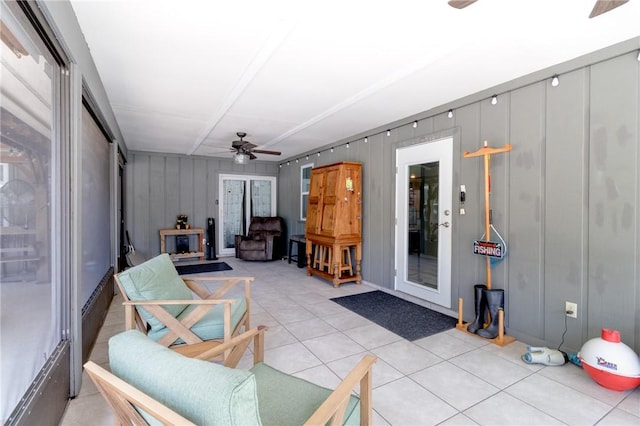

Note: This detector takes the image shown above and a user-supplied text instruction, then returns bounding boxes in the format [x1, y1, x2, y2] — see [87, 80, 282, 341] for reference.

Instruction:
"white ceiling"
[69, 0, 640, 162]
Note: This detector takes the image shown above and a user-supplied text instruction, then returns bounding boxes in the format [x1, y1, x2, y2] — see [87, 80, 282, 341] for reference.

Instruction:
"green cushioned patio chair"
[84, 327, 376, 426]
[114, 253, 253, 361]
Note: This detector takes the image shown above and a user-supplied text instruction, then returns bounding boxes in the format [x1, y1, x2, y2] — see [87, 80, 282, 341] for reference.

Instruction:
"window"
[300, 163, 313, 220]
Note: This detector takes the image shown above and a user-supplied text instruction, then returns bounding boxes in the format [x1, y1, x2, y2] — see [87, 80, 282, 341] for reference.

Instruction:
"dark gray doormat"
[330, 290, 457, 341]
[175, 262, 232, 275]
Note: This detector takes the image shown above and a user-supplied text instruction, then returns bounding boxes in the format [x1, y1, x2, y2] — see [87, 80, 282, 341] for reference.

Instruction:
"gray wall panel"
[178, 157, 195, 221]
[131, 155, 150, 252]
[544, 68, 588, 350]
[164, 157, 180, 228]
[588, 54, 639, 348]
[456, 103, 485, 314]
[148, 156, 166, 255]
[193, 158, 208, 231]
[508, 83, 545, 335]
[365, 134, 384, 285]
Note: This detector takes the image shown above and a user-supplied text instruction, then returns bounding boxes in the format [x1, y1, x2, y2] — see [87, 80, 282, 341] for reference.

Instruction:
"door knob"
[439, 222, 450, 228]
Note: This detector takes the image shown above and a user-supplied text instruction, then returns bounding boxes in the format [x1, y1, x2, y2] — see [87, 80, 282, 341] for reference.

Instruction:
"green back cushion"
[109, 330, 262, 425]
[117, 253, 192, 331]
[250, 362, 360, 426]
[147, 297, 247, 343]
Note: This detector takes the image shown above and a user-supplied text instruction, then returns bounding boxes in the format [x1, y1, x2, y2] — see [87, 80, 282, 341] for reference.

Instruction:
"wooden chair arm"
[84, 361, 196, 426]
[183, 277, 253, 300]
[193, 325, 268, 366]
[304, 354, 377, 426]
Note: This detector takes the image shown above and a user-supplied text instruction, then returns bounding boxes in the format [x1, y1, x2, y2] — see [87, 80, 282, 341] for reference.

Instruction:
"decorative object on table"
[579, 328, 640, 391]
[176, 214, 190, 229]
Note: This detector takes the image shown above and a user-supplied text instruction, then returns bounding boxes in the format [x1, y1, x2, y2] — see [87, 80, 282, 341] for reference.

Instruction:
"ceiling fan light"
[234, 152, 250, 164]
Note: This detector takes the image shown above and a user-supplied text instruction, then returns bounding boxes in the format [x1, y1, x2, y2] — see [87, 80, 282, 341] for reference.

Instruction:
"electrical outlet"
[565, 301, 577, 319]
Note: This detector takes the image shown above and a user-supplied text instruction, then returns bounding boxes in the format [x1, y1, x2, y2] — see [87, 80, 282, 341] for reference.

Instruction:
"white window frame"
[300, 163, 313, 221]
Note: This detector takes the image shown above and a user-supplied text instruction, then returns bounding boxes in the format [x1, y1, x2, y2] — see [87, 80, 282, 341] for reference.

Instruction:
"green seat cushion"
[250, 362, 360, 426]
[117, 253, 192, 332]
[109, 329, 262, 426]
[147, 297, 247, 344]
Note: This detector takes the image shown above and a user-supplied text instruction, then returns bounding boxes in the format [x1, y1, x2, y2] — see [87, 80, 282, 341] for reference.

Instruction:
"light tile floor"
[61, 257, 640, 425]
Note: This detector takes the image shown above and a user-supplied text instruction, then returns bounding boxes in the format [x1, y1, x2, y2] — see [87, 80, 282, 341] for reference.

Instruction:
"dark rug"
[175, 262, 232, 275]
[330, 290, 457, 341]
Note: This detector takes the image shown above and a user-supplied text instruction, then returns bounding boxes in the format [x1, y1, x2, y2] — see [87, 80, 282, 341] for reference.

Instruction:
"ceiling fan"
[231, 132, 281, 164]
[447, 0, 629, 18]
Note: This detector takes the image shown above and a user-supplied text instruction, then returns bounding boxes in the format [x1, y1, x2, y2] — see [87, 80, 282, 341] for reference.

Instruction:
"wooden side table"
[159, 228, 204, 261]
[288, 234, 306, 268]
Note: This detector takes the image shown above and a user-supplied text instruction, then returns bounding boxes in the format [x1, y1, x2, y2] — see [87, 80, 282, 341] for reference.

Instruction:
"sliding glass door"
[218, 174, 276, 256]
[1, 2, 68, 422]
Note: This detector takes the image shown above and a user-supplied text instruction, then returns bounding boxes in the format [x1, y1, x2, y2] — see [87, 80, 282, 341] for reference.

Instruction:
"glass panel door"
[221, 179, 246, 253]
[407, 162, 440, 288]
[218, 175, 276, 256]
[395, 138, 453, 308]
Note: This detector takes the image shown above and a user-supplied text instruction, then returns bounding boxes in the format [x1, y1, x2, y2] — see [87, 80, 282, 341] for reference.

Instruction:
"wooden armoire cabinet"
[305, 162, 362, 287]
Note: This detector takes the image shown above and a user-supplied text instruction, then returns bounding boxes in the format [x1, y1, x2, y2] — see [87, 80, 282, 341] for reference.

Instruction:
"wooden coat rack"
[462, 141, 511, 289]
[456, 140, 514, 346]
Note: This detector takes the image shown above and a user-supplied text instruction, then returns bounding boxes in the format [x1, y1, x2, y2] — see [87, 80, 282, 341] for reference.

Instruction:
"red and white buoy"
[579, 328, 640, 391]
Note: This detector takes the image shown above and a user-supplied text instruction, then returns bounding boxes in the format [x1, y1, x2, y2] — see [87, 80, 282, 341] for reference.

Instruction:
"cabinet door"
[318, 167, 340, 236]
[305, 169, 325, 234]
[335, 164, 361, 237]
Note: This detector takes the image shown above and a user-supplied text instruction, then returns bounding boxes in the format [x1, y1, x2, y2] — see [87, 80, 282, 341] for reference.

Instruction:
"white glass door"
[218, 174, 276, 256]
[395, 138, 453, 307]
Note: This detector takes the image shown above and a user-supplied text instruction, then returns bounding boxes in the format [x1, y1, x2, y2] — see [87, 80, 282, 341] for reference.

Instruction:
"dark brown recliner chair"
[235, 217, 286, 261]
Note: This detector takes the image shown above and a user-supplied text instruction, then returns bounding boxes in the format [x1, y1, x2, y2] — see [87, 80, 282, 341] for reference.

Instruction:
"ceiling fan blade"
[251, 149, 281, 156]
[248, 152, 257, 160]
[241, 141, 257, 150]
[589, 0, 629, 18]
[448, 0, 478, 9]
